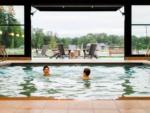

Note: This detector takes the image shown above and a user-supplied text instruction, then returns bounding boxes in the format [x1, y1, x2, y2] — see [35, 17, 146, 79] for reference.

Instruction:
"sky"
[6, 5, 150, 38]
[6, 6, 24, 24]
[132, 6, 150, 37]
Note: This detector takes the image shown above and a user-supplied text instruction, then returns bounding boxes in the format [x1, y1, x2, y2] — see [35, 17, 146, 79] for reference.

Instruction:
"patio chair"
[35, 45, 49, 57]
[83, 44, 97, 59]
[41, 45, 49, 56]
[50, 44, 69, 59]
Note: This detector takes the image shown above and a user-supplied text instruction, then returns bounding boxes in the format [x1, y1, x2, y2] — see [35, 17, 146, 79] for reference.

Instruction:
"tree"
[32, 28, 44, 49]
[0, 6, 7, 45]
[0, 6, 24, 49]
[49, 33, 57, 49]
[31, 29, 125, 50]
[0, 6, 7, 25]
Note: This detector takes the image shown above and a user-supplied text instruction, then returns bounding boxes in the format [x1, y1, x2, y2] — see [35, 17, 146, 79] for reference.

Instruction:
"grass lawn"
[6, 48, 24, 55]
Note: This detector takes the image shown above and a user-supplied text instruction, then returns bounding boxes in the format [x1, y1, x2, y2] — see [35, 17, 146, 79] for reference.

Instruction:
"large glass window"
[132, 5, 150, 55]
[31, 6, 124, 59]
[0, 6, 24, 55]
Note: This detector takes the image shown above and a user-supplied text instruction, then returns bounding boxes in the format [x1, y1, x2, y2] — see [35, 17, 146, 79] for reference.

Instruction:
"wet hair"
[43, 65, 49, 71]
[83, 68, 91, 76]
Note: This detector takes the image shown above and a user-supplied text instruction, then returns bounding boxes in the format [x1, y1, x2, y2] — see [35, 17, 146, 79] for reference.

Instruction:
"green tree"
[32, 28, 44, 49]
[49, 33, 57, 49]
[0, 6, 24, 49]
[0, 6, 7, 45]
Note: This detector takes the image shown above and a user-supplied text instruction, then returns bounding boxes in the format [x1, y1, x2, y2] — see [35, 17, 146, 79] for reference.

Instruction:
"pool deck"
[1, 58, 150, 65]
[0, 99, 150, 113]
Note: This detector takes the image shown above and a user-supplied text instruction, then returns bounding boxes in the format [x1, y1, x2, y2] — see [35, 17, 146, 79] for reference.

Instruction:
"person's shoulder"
[82, 77, 90, 80]
[43, 74, 51, 77]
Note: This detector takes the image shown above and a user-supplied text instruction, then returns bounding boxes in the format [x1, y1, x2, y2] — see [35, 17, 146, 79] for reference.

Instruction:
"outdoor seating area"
[32, 44, 124, 60]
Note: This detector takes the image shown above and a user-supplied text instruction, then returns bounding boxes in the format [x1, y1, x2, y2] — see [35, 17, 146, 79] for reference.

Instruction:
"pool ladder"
[0, 45, 8, 61]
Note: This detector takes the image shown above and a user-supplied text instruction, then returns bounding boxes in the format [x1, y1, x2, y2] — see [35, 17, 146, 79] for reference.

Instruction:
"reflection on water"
[122, 79, 135, 95]
[47, 88, 60, 94]
[83, 80, 91, 88]
[20, 66, 37, 97]
[22, 66, 33, 71]
[0, 94, 7, 97]
[122, 65, 135, 95]
[19, 77, 37, 97]
[124, 65, 135, 75]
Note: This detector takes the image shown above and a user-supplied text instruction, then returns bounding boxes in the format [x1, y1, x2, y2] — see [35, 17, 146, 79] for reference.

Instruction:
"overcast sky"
[9, 6, 24, 24]
[12, 5, 150, 38]
[132, 6, 150, 37]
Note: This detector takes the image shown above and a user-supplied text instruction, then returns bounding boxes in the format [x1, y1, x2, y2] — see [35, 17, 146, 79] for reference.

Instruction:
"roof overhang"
[34, 5, 123, 11]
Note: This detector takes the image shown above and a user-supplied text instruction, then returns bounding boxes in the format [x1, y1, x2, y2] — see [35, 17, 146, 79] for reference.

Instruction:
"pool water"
[0, 64, 150, 99]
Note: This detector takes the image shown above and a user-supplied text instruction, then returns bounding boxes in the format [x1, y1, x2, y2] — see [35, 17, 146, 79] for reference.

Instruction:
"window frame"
[0, 5, 25, 55]
[131, 5, 150, 56]
[125, 1, 150, 58]
[0, 1, 31, 58]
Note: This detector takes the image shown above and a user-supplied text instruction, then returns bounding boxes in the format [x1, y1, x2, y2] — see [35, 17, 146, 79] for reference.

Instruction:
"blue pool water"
[0, 64, 150, 99]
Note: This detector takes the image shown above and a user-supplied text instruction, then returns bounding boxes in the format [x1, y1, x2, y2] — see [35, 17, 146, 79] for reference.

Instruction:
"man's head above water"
[43, 65, 50, 76]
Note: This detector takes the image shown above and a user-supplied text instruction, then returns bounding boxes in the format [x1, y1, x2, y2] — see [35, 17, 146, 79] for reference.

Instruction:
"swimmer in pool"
[43, 65, 50, 76]
[81, 68, 90, 80]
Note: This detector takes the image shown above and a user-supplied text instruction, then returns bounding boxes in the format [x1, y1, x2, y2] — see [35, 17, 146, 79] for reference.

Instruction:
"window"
[132, 5, 150, 55]
[0, 6, 24, 55]
[31, 7, 124, 58]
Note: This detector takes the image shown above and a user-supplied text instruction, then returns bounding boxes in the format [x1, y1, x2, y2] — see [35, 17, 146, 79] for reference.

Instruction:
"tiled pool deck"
[0, 99, 150, 113]
[1, 58, 150, 64]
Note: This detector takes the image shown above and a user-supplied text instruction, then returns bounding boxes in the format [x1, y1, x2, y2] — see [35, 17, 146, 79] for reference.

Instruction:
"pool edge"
[0, 96, 150, 100]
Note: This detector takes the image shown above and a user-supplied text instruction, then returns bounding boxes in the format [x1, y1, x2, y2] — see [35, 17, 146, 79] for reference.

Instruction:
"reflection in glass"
[83, 80, 91, 88]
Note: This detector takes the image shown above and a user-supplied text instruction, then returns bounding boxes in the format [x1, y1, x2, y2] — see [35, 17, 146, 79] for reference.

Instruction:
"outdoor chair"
[83, 44, 97, 59]
[35, 45, 49, 57]
[50, 44, 69, 59]
[41, 45, 49, 56]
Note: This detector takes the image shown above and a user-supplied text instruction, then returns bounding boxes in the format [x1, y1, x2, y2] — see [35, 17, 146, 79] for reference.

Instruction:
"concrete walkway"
[0, 99, 150, 113]
[1, 58, 150, 64]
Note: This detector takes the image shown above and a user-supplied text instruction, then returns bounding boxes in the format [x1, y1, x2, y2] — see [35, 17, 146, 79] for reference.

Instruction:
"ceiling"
[34, 5, 123, 11]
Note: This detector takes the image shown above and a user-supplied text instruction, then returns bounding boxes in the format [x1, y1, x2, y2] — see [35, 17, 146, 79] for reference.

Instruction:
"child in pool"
[81, 68, 91, 80]
[43, 65, 50, 76]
